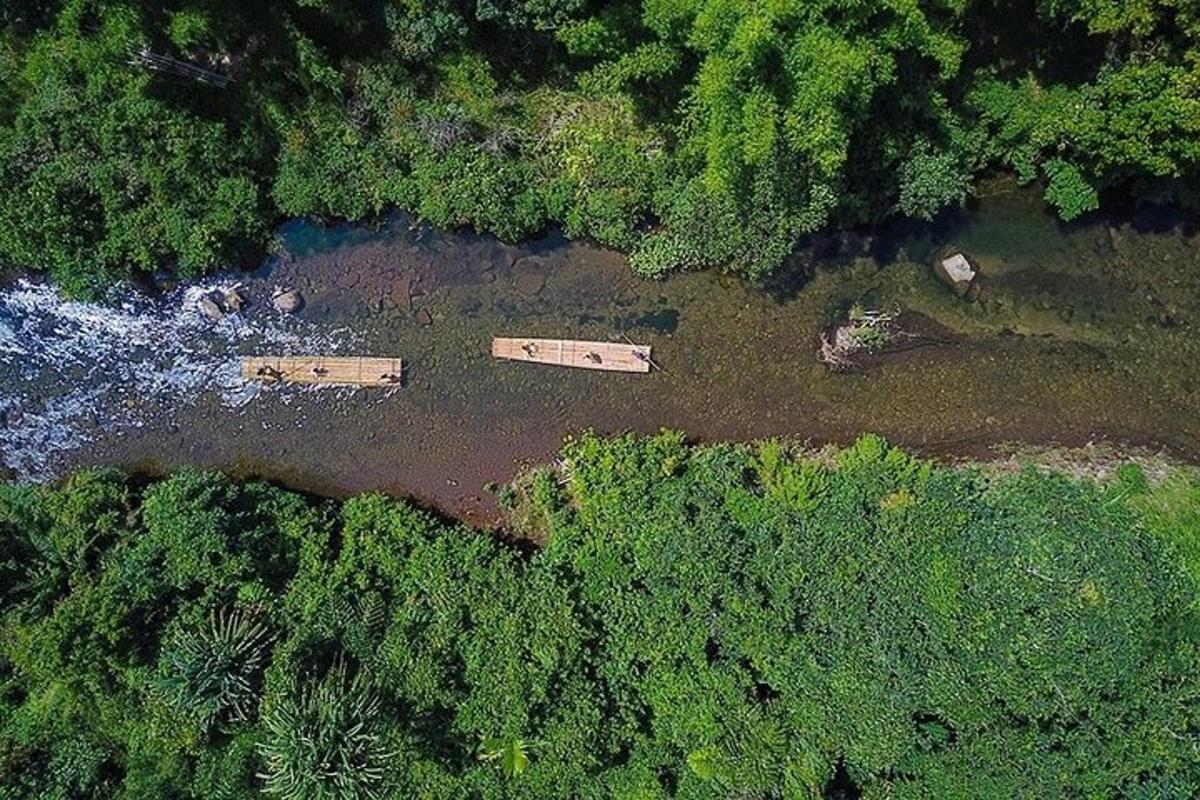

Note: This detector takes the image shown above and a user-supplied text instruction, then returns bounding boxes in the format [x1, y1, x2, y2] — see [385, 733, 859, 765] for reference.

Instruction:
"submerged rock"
[390, 278, 412, 312]
[1106, 224, 1125, 254]
[416, 308, 433, 326]
[151, 269, 177, 293]
[491, 250, 516, 271]
[514, 270, 547, 296]
[273, 289, 303, 314]
[513, 256, 548, 296]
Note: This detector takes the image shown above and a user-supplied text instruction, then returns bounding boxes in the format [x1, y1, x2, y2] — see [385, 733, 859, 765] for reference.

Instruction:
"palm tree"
[156, 607, 273, 729]
[258, 659, 393, 800]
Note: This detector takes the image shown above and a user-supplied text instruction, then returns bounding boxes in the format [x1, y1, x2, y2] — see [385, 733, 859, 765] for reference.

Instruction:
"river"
[2, 179, 1198, 523]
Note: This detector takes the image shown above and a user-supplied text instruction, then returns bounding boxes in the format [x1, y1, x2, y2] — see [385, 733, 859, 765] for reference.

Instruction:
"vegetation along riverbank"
[2, 1, 1199, 294]
[2, 434, 1199, 798]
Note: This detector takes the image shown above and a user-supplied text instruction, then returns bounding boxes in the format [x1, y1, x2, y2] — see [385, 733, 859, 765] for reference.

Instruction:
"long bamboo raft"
[240, 356, 403, 387]
[492, 337, 652, 373]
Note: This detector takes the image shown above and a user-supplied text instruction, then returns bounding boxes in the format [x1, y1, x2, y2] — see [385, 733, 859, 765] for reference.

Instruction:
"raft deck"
[241, 356, 403, 387]
[492, 337, 652, 373]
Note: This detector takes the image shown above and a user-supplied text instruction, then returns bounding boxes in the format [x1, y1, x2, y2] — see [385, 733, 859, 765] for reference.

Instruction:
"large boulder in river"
[272, 289, 303, 314]
[198, 293, 225, 321]
[933, 248, 980, 299]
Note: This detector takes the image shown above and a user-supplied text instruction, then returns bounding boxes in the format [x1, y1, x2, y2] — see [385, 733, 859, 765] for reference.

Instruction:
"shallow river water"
[2, 181, 1198, 523]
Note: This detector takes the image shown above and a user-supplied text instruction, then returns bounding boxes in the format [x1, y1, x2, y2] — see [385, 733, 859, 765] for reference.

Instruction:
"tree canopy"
[2, 435, 1199, 797]
[2, 0, 1198, 290]
[2, 0, 1198, 291]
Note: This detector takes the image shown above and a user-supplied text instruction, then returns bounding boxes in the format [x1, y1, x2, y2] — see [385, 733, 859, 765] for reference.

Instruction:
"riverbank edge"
[497, 433, 1197, 541]
[8, 169, 1197, 304]
[19, 433, 1182, 540]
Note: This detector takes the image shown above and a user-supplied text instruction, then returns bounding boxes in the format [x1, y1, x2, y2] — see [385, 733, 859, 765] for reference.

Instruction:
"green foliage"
[3, 0, 1199, 291]
[1042, 158, 1100, 220]
[156, 607, 273, 730]
[259, 661, 391, 800]
[898, 141, 972, 220]
[3, 437, 1200, 797]
[0, 2, 267, 296]
[478, 736, 534, 778]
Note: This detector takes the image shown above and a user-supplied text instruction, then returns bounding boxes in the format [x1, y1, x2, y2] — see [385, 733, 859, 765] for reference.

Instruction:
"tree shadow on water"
[760, 205, 973, 304]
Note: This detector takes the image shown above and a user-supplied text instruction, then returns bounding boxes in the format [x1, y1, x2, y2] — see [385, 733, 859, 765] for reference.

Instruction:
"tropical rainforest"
[2, 433, 1199, 798]
[1, 0, 1198, 293]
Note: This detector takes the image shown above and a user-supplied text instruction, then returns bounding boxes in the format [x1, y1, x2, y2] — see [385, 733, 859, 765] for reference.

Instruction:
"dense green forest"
[1, 0, 1198, 293]
[2, 433, 1199, 798]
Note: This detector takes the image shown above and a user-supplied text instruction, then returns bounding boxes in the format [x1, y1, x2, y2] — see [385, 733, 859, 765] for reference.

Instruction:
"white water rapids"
[0, 279, 358, 482]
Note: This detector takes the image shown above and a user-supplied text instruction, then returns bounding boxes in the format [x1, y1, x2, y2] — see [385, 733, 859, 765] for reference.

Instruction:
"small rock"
[273, 290, 303, 314]
[513, 255, 543, 271]
[1106, 224, 1123, 253]
[415, 308, 433, 326]
[1158, 302, 1182, 327]
[198, 294, 225, 321]
[222, 288, 244, 313]
[933, 249, 979, 299]
[151, 269, 176, 292]
[479, 270, 496, 284]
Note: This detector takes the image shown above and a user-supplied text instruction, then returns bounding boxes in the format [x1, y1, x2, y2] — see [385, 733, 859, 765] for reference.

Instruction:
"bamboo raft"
[492, 337, 652, 373]
[240, 356, 403, 387]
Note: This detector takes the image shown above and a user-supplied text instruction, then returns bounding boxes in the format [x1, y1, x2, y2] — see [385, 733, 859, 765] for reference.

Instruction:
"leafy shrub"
[1042, 158, 1100, 220]
[258, 661, 391, 800]
[898, 141, 972, 220]
[156, 607, 273, 730]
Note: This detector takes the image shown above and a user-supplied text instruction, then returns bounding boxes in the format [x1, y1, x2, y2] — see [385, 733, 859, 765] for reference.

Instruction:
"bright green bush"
[2, 436, 1199, 797]
[898, 141, 973, 220]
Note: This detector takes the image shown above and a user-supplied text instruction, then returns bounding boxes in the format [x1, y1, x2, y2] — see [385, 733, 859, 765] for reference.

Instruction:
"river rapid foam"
[0, 279, 357, 482]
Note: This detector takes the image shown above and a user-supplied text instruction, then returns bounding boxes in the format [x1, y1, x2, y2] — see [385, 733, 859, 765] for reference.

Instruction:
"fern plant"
[258, 660, 392, 800]
[156, 607, 273, 730]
